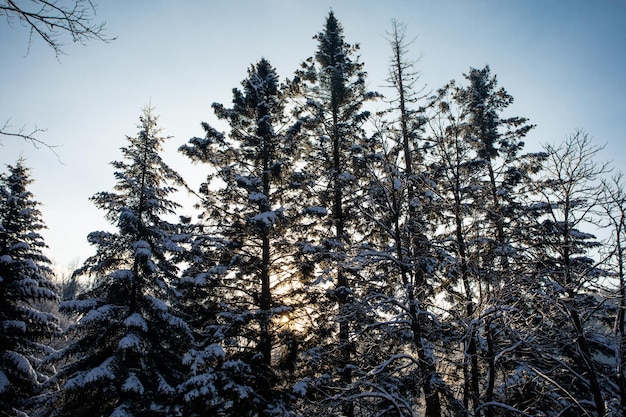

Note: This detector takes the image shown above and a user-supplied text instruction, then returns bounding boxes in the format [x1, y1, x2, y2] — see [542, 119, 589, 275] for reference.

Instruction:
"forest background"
[3, 1, 626, 416]
[1, 0, 625, 271]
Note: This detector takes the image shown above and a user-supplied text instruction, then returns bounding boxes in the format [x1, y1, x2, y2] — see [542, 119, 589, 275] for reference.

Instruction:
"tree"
[382, 20, 442, 416]
[179, 58, 306, 416]
[43, 108, 192, 417]
[453, 66, 535, 416]
[347, 20, 444, 416]
[0, 159, 59, 416]
[426, 82, 487, 414]
[292, 11, 379, 416]
[521, 131, 611, 417]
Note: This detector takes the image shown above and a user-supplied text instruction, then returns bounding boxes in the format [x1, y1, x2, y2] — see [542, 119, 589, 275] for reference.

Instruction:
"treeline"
[1, 12, 625, 417]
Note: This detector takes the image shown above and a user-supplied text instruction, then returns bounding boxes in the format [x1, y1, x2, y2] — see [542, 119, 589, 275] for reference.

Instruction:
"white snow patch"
[252, 211, 276, 227]
[249, 192, 268, 202]
[65, 357, 115, 390]
[305, 206, 327, 216]
[133, 240, 152, 258]
[338, 171, 355, 182]
[123, 313, 148, 332]
[122, 373, 145, 394]
[7, 351, 36, 381]
[3, 320, 26, 333]
[110, 404, 132, 417]
[147, 296, 168, 312]
[235, 175, 253, 187]
[293, 379, 309, 396]
[118, 333, 142, 351]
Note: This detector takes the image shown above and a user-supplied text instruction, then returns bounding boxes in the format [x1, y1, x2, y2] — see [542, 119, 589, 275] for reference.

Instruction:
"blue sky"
[1, 0, 625, 269]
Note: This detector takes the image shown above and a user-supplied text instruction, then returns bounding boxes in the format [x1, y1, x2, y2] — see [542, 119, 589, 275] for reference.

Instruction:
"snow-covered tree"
[0, 159, 59, 417]
[291, 11, 380, 416]
[43, 108, 192, 417]
[343, 20, 444, 416]
[601, 173, 626, 416]
[179, 58, 307, 416]
[518, 131, 611, 416]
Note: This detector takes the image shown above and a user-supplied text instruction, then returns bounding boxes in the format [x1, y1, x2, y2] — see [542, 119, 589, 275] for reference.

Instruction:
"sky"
[1, 0, 625, 271]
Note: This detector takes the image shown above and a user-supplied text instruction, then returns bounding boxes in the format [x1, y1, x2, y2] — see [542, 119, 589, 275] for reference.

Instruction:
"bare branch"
[0, 119, 62, 161]
[1, 0, 114, 57]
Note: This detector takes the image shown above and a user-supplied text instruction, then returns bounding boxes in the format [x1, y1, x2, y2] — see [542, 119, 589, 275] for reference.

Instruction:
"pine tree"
[179, 58, 306, 416]
[0, 159, 59, 417]
[45, 108, 191, 417]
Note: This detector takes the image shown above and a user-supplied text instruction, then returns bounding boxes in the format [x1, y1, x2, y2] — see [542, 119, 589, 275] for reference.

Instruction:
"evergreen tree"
[292, 11, 379, 416]
[453, 66, 535, 416]
[346, 20, 444, 415]
[0, 159, 59, 417]
[44, 108, 191, 417]
[179, 58, 305, 416]
[426, 82, 486, 414]
[380, 21, 442, 416]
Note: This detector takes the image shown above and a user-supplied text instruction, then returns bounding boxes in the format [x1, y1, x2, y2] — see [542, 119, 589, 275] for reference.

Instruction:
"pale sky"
[1, 0, 625, 270]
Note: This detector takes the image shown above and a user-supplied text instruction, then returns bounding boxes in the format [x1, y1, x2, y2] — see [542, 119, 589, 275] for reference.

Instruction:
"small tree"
[44, 108, 192, 417]
[0, 159, 59, 416]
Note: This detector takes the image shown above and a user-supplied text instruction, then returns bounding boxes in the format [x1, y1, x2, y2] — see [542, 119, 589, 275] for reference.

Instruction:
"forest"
[2, 10, 626, 417]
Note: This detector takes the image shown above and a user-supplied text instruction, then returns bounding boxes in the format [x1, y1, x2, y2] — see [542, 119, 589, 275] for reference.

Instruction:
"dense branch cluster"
[2, 12, 625, 417]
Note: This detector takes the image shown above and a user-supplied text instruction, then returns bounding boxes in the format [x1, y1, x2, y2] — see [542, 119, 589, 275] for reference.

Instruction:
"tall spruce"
[0, 159, 59, 417]
[453, 66, 535, 416]
[179, 58, 306, 416]
[292, 11, 378, 416]
[44, 108, 191, 417]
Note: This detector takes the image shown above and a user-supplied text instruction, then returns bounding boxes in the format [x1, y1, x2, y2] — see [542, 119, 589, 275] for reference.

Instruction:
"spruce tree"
[453, 66, 535, 416]
[179, 58, 306, 416]
[381, 20, 442, 416]
[0, 159, 59, 417]
[45, 108, 191, 417]
[292, 11, 379, 416]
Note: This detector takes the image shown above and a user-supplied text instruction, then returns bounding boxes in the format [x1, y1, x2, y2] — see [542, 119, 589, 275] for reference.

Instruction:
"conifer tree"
[45, 108, 191, 417]
[453, 66, 535, 416]
[427, 83, 485, 413]
[0, 159, 59, 417]
[348, 20, 444, 415]
[381, 21, 442, 416]
[179, 58, 306, 416]
[292, 11, 379, 416]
